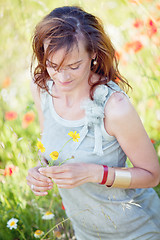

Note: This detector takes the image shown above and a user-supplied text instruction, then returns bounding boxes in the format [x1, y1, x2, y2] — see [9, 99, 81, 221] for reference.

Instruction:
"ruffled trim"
[73, 85, 109, 156]
[82, 85, 108, 127]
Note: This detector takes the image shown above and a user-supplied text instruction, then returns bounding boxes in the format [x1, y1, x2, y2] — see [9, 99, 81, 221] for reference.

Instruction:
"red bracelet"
[100, 165, 108, 185]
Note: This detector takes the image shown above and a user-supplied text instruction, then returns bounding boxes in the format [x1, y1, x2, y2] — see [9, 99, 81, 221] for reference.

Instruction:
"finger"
[32, 190, 48, 196]
[38, 165, 68, 174]
[28, 169, 53, 183]
[26, 176, 53, 188]
[27, 181, 53, 192]
[39, 171, 72, 179]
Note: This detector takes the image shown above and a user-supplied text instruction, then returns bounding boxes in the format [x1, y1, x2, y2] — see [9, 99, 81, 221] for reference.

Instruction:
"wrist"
[106, 167, 115, 186]
[88, 164, 104, 183]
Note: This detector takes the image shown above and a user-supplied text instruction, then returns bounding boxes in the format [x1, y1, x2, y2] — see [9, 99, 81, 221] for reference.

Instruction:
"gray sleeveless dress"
[41, 80, 160, 240]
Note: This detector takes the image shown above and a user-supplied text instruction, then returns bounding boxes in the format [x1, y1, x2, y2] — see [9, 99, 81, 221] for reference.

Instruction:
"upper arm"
[30, 80, 44, 133]
[104, 92, 160, 176]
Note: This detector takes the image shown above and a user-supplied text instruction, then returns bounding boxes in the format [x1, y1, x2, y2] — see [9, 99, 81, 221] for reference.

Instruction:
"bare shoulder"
[30, 80, 40, 99]
[105, 91, 135, 119]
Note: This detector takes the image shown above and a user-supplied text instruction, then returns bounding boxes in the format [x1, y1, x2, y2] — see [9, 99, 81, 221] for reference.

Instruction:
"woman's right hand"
[26, 166, 53, 196]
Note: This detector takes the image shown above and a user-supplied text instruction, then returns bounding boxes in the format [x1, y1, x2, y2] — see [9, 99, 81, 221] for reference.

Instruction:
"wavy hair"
[31, 6, 131, 98]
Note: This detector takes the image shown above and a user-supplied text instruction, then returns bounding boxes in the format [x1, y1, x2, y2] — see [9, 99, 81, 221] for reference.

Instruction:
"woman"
[26, 6, 160, 240]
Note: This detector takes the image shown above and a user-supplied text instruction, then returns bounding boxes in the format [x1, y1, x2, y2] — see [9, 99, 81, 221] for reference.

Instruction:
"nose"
[57, 70, 70, 82]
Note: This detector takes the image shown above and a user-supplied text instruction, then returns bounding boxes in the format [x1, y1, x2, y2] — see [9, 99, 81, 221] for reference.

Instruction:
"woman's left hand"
[38, 163, 103, 189]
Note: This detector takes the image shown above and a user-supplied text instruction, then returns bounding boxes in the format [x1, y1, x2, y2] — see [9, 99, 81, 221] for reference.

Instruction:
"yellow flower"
[49, 151, 59, 160]
[34, 230, 44, 238]
[42, 211, 54, 220]
[37, 141, 45, 153]
[68, 131, 80, 142]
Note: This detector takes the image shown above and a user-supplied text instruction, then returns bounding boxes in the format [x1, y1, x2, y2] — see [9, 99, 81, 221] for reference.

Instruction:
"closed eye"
[70, 65, 80, 70]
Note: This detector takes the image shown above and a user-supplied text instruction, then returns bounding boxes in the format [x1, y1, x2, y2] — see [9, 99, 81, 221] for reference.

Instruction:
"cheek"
[80, 63, 91, 75]
[47, 67, 54, 76]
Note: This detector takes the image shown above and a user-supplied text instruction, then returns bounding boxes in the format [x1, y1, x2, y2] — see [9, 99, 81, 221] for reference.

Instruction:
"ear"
[91, 52, 96, 60]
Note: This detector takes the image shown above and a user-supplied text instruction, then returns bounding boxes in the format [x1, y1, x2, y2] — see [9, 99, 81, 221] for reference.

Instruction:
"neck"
[53, 82, 91, 108]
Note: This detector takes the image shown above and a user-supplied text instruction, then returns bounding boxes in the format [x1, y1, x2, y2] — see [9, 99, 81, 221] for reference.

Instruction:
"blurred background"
[0, 0, 160, 239]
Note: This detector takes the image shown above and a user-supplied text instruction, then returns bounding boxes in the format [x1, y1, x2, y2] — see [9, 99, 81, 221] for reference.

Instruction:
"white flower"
[34, 230, 44, 238]
[7, 218, 18, 230]
[42, 211, 54, 220]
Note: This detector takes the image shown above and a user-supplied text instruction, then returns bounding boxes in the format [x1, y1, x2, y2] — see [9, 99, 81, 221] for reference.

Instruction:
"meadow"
[0, 0, 160, 239]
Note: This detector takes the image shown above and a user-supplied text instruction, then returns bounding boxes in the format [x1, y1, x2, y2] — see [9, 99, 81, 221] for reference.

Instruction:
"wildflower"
[22, 111, 35, 128]
[4, 165, 17, 176]
[34, 230, 44, 238]
[131, 41, 143, 52]
[129, 0, 143, 4]
[42, 211, 54, 220]
[7, 218, 18, 230]
[114, 77, 120, 84]
[61, 202, 65, 210]
[49, 151, 59, 160]
[124, 41, 143, 53]
[5, 111, 17, 121]
[151, 139, 155, 144]
[54, 230, 62, 238]
[2, 77, 11, 88]
[37, 141, 45, 153]
[156, 56, 160, 65]
[147, 19, 157, 38]
[157, 3, 160, 10]
[115, 51, 121, 60]
[68, 131, 80, 142]
[133, 19, 144, 28]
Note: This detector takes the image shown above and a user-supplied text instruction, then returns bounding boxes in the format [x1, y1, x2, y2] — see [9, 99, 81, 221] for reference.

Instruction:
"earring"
[93, 59, 97, 65]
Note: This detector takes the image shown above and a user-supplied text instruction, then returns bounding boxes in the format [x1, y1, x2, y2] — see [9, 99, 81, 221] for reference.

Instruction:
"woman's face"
[44, 39, 95, 93]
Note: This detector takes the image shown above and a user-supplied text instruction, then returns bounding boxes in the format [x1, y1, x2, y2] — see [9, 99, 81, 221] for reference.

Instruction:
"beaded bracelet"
[100, 165, 108, 185]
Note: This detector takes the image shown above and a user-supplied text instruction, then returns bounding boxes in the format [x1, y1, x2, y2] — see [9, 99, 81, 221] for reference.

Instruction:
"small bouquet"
[37, 131, 80, 166]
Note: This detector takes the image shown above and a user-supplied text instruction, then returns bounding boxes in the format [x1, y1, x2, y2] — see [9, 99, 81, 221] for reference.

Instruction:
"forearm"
[90, 164, 160, 188]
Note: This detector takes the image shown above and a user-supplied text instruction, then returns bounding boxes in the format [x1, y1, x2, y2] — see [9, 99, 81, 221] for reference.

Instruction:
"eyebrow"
[46, 59, 82, 66]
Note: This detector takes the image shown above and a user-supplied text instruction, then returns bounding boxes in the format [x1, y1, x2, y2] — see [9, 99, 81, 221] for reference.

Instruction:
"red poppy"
[151, 139, 155, 144]
[115, 77, 121, 84]
[5, 111, 18, 121]
[61, 203, 65, 210]
[133, 19, 144, 28]
[157, 4, 160, 10]
[115, 51, 121, 61]
[2, 77, 11, 88]
[4, 165, 17, 176]
[22, 111, 35, 128]
[147, 19, 157, 38]
[124, 41, 143, 53]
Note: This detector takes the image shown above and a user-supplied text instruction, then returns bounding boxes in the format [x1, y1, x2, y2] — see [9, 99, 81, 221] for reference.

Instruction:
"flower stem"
[59, 138, 72, 154]
[59, 157, 74, 166]
[17, 228, 26, 240]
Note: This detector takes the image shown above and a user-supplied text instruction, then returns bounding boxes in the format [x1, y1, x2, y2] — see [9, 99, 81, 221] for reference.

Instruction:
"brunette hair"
[31, 6, 131, 98]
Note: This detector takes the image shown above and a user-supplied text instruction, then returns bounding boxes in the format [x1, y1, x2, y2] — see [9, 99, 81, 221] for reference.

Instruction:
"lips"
[59, 80, 73, 85]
